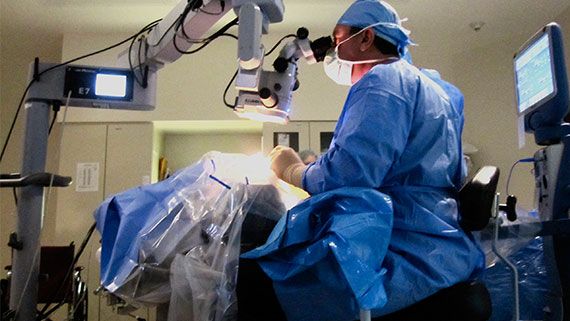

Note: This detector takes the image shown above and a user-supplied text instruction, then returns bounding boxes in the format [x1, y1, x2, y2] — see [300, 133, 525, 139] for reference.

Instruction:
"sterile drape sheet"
[243, 187, 485, 321]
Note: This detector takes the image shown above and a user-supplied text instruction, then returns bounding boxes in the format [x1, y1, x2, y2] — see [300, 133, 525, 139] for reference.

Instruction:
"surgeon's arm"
[302, 85, 414, 195]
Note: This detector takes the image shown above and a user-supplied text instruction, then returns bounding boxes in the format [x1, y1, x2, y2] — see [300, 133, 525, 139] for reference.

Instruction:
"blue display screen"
[515, 33, 555, 114]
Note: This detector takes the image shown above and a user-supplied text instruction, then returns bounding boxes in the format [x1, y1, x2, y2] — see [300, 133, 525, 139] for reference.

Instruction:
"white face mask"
[324, 24, 398, 86]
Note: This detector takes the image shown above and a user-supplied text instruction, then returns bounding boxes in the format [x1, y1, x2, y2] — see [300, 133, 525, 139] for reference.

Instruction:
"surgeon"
[298, 149, 318, 165]
[264, 0, 484, 319]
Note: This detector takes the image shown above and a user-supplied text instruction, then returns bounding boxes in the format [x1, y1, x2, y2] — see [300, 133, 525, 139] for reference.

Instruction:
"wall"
[162, 132, 262, 172]
[450, 6, 570, 210]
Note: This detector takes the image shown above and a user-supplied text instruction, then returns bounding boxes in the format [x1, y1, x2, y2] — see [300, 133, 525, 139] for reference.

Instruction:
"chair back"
[458, 166, 500, 231]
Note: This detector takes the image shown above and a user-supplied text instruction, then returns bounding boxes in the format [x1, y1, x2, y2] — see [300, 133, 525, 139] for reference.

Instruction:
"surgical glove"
[269, 146, 307, 188]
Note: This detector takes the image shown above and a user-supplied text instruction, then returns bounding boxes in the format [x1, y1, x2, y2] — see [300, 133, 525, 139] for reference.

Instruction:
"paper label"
[277, 133, 290, 147]
[76, 163, 99, 192]
[518, 115, 526, 149]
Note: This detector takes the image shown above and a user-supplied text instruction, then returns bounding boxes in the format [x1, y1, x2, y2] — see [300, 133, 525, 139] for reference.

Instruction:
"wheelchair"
[1, 245, 88, 321]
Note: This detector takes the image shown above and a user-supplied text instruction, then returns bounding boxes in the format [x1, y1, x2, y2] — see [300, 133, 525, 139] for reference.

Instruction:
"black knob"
[259, 88, 278, 108]
[297, 27, 309, 40]
[499, 195, 517, 222]
[273, 57, 289, 73]
[505, 195, 517, 222]
[259, 87, 272, 99]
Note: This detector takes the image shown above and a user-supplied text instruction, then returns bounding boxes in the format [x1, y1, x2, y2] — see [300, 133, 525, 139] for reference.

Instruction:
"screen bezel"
[514, 27, 558, 116]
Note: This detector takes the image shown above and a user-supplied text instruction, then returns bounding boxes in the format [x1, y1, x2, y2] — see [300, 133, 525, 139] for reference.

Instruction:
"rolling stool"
[360, 166, 499, 321]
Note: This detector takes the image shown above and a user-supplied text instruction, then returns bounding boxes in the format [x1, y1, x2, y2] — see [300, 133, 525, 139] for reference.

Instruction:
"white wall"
[450, 7, 570, 210]
[163, 132, 262, 171]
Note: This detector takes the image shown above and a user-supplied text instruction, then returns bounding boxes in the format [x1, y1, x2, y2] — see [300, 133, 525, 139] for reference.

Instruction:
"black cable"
[129, 36, 146, 87]
[505, 157, 534, 196]
[128, 20, 162, 87]
[177, 32, 237, 44]
[174, 17, 238, 55]
[175, 32, 237, 55]
[173, 1, 236, 47]
[265, 34, 296, 57]
[206, 17, 239, 41]
[178, 0, 202, 40]
[199, 0, 225, 15]
[218, 33, 238, 40]
[12, 187, 18, 206]
[48, 112, 58, 135]
[37, 222, 97, 320]
[48, 102, 60, 135]
[148, 16, 179, 48]
[137, 36, 145, 82]
[223, 69, 239, 108]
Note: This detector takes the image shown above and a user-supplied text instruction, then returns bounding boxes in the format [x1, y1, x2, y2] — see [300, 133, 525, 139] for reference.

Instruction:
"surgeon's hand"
[269, 146, 307, 188]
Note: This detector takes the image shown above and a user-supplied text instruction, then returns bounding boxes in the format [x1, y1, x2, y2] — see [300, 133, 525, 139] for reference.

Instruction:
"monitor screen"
[95, 73, 128, 97]
[515, 33, 556, 114]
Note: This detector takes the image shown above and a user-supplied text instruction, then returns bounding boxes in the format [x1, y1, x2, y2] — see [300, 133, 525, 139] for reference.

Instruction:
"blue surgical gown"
[303, 60, 484, 315]
[296, 60, 485, 316]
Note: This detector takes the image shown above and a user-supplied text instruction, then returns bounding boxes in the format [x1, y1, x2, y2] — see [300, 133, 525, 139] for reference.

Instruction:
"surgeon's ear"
[360, 29, 375, 51]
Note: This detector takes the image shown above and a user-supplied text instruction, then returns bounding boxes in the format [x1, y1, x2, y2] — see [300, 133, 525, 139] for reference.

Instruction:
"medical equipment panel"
[512, 22, 570, 321]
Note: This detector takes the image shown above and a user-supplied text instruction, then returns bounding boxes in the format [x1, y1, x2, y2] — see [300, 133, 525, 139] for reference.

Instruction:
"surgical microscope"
[0, 0, 333, 320]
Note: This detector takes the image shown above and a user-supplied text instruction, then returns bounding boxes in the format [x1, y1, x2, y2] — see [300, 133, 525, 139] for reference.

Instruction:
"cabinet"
[262, 121, 336, 155]
[262, 122, 310, 153]
[308, 122, 336, 154]
[50, 122, 154, 321]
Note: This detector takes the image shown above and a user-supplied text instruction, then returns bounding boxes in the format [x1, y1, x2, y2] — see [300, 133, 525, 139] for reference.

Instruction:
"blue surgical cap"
[337, 0, 414, 55]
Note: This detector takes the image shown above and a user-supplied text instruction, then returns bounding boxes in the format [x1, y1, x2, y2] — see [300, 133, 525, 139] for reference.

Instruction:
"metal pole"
[8, 100, 50, 321]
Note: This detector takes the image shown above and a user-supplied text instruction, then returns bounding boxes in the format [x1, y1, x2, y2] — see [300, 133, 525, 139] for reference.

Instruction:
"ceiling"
[2, 0, 570, 56]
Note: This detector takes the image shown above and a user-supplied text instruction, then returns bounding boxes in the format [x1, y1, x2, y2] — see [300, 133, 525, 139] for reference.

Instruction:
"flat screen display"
[515, 33, 555, 114]
[64, 66, 133, 101]
[95, 73, 128, 97]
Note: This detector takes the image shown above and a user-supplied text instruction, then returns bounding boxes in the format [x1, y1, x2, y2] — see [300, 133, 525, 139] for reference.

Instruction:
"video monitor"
[514, 32, 556, 115]
[513, 23, 569, 134]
